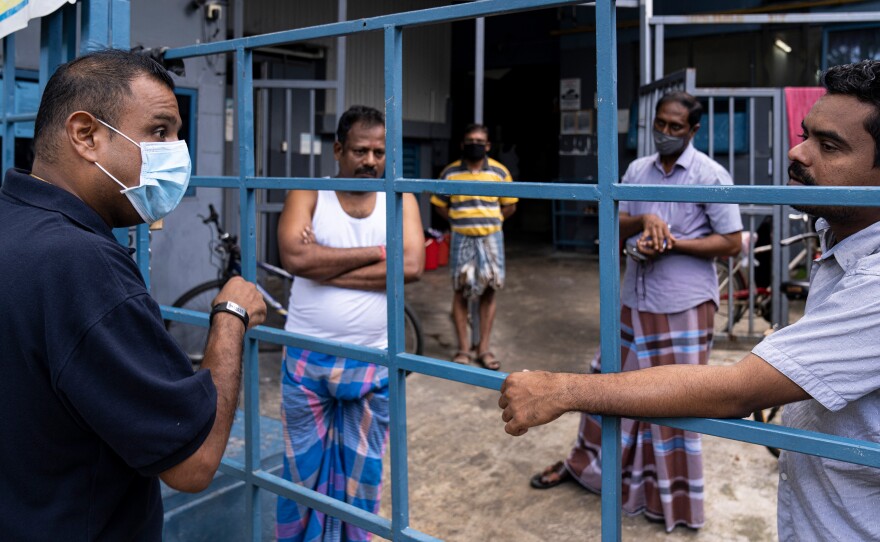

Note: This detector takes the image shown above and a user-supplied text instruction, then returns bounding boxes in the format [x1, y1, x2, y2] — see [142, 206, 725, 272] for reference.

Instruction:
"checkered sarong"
[449, 230, 505, 299]
[565, 302, 714, 532]
[276, 347, 390, 542]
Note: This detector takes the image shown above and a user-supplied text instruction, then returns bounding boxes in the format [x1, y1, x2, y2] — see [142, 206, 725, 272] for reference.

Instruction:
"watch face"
[226, 301, 246, 317]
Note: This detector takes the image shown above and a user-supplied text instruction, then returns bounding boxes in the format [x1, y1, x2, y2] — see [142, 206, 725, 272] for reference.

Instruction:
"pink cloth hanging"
[785, 87, 826, 149]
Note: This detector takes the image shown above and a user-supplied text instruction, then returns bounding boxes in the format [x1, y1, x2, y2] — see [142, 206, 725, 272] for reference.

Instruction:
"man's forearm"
[322, 261, 388, 290]
[672, 233, 740, 259]
[285, 244, 385, 282]
[159, 315, 244, 491]
[500, 354, 809, 436]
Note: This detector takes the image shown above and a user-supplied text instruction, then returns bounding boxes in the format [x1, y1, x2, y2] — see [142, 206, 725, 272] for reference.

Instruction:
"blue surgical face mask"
[94, 118, 192, 224]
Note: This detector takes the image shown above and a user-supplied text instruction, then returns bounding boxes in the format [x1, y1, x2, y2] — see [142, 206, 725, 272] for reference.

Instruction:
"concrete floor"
[257, 242, 787, 542]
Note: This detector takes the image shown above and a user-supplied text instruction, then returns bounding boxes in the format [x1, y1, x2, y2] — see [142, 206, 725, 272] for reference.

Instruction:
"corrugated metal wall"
[244, 0, 450, 123]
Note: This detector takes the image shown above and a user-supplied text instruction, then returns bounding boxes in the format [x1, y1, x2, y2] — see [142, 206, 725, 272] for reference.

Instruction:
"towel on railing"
[785, 87, 826, 150]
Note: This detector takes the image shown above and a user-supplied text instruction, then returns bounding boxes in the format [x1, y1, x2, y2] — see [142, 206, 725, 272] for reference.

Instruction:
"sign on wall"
[0, 0, 75, 40]
[559, 78, 581, 111]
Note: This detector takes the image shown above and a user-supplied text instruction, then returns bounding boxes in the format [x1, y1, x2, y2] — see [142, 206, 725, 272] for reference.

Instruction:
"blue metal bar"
[612, 183, 880, 205]
[165, 0, 587, 59]
[39, 12, 63, 95]
[2, 35, 15, 177]
[397, 353, 506, 391]
[396, 179, 601, 200]
[81, 0, 131, 52]
[384, 23, 410, 539]
[638, 417, 880, 469]
[234, 44, 262, 542]
[595, 1, 622, 540]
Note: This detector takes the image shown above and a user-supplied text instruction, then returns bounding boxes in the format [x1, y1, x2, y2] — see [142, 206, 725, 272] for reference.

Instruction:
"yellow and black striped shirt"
[430, 158, 517, 236]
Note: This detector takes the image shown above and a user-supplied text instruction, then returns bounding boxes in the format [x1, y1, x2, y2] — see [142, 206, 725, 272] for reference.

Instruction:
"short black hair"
[462, 123, 489, 141]
[656, 91, 703, 128]
[33, 49, 175, 164]
[336, 105, 385, 145]
[821, 60, 880, 167]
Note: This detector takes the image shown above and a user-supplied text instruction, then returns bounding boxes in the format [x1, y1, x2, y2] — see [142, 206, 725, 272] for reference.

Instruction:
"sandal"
[476, 351, 501, 371]
[451, 350, 474, 364]
[530, 460, 573, 490]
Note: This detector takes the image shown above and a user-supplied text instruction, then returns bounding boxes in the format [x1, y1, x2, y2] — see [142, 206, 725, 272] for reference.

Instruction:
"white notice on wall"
[560, 78, 581, 111]
[618, 109, 631, 134]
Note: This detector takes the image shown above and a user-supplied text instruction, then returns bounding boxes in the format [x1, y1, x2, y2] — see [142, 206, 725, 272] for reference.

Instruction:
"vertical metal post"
[284, 89, 292, 177]
[309, 88, 316, 178]
[81, 0, 130, 53]
[236, 45, 261, 542]
[39, 11, 63, 95]
[2, 35, 15, 179]
[596, 1, 621, 540]
[748, 97, 757, 336]
[639, 0, 652, 86]
[63, 3, 77, 62]
[708, 97, 715, 158]
[384, 23, 409, 540]
[336, 0, 347, 126]
[772, 90, 787, 327]
[474, 17, 485, 124]
[653, 23, 663, 81]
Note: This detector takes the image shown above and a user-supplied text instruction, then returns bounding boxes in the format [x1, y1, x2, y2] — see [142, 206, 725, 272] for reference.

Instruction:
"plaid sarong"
[565, 302, 714, 532]
[276, 347, 390, 542]
[449, 230, 505, 299]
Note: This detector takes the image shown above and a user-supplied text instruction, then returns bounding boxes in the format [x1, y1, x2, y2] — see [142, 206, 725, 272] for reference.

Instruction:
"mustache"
[788, 162, 817, 186]
[355, 166, 379, 176]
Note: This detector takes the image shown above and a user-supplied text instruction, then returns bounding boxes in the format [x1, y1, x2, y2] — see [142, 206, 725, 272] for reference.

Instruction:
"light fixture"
[775, 39, 792, 54]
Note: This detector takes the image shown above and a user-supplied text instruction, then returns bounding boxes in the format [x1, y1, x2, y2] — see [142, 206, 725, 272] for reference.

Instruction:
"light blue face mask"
[94, 118, 192, 224]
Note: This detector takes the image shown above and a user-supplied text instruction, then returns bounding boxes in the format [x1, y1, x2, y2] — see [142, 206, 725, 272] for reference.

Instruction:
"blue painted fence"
[2, 1, 880, 541]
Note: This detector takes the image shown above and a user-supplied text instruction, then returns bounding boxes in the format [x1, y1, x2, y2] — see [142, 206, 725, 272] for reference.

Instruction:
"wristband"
[210, 301, 249, 330]
[379, 245, 386, 261]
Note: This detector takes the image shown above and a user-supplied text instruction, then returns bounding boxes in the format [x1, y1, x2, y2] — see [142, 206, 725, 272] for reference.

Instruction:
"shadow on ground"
[258, 241, 783, 542]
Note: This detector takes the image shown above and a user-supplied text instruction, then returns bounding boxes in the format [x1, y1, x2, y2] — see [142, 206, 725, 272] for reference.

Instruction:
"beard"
[788, 162, 855, 223]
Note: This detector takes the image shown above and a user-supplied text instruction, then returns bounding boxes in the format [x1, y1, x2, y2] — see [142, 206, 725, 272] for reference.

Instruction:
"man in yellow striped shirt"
[431, 124, 517, 370]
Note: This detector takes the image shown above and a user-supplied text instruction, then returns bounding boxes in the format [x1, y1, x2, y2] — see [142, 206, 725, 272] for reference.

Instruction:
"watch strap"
[210, 300, 249, 330]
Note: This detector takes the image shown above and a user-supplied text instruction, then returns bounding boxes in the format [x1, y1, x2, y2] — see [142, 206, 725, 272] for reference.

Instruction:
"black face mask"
[462, 143, 487, 161]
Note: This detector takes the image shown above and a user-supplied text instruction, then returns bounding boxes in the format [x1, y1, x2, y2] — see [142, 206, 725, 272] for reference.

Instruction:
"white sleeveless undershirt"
[284, 190, 388, 349]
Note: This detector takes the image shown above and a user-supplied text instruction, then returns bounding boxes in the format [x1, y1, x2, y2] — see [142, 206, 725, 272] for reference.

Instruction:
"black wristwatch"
[210, 300, 249, 330]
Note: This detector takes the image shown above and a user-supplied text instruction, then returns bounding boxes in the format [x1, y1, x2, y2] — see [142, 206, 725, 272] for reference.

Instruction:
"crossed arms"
[277, 190, 425, 290]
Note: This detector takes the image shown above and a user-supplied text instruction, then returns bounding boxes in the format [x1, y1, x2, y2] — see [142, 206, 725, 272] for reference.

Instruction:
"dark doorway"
[447, 10, 560, 243]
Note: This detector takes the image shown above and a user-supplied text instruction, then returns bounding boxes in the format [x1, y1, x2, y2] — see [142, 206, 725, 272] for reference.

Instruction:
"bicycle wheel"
[404, 303, 424, 356]
[165, 279, 225, 367]
[752, 406, 783, 458]
[716, 260, 747, 330]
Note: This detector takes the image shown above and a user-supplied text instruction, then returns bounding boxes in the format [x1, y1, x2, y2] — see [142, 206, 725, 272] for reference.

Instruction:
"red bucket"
[424, 239, 439, 271]
[437, 234, 449, 267]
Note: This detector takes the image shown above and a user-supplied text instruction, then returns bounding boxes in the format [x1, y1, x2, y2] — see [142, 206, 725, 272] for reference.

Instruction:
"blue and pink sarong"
[276, 347, 390, 542]
[565, 301, 714, 532]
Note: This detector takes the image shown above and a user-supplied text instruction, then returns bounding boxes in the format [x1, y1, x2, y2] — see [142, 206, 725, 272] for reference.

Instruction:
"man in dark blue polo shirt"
[0, 50, 266, 540]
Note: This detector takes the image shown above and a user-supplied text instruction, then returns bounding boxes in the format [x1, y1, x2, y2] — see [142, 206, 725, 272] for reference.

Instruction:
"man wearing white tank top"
[275, 106, 424, 542]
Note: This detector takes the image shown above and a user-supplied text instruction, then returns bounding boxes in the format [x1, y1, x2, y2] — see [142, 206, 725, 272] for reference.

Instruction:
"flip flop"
[476, 351, 501, 371]
[530, 460, 573, 490]
[451, 350, 474, 364]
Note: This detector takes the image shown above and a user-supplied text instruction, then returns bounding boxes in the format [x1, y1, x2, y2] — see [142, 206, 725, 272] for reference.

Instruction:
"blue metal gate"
[3, 1, 880, 541]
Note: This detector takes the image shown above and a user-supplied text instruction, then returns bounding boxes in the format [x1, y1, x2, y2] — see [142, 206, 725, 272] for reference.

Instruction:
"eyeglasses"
[463, 138, 488, 145]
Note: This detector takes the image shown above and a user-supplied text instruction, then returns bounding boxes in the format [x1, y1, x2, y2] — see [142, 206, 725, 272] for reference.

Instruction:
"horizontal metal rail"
[165, 0, 590, 59]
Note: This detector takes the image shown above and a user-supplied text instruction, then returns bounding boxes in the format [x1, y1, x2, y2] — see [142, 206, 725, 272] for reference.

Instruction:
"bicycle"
[716, 213, 820, 331]
[165, 204, 424, 366]
[715, 213, 820, 457]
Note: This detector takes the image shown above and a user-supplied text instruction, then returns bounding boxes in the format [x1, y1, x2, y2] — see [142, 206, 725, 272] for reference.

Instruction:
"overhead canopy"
[0, 0, 75, 40]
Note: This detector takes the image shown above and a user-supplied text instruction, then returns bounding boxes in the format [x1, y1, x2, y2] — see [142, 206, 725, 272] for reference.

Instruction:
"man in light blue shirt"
[502, 60, 880, 541]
